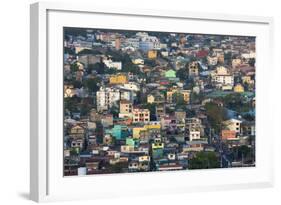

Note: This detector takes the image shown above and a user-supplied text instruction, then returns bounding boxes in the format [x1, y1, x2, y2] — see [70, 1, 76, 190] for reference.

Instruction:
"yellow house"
[166, 90, 175, 103]
[181, 90, 191, 103]
[69, 125, 85, 139]
[242, 76, 252, 84]
[167, 89, 190, 103]
[132, 127, 147, 139]
[234, 84, 244, 93]
[147, 94, 155, 104]
[109, 74, 128, 84]
[147, 50, 157, 59]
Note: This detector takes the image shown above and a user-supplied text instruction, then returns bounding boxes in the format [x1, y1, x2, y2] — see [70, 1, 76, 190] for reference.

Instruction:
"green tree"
[109, 104, 119, 118]
[204, 102, 227, 133]
[172, 92, 186, 107]
[88, 62, 106, 74]
[188, 152, 220, 169]
[220, 93, 252, 113]
[70, 62, 79, 73]
[176, 67, 189, 81]
[83, 77, 101, 93]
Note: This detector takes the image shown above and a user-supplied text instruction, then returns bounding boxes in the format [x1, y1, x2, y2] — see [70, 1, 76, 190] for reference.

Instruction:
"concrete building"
[211, 66, 234, 90]
[188, 61, 199, 78]
[223, 119, 242, 133]
[96, 87, 120, 112]
[167, 88, 191, 104]
[207, 56, 218, 66]
[132, 108, 150, 123]
[221, 130, 238, 140]
[119, 100, 133, 119]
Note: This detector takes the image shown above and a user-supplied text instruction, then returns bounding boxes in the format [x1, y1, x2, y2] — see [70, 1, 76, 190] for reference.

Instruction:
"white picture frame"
[30, 1, 274, 202]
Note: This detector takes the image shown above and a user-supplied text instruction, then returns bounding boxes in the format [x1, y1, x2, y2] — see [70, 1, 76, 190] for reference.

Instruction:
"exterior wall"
[165, 69, 176, 78]
[221, 130, 237, 140]
[167, 89, 190, 104]
[96, 87, 120, 112]
[224, 119, 242, 133]
[234, 84, 245, 92]
[132, 109, 150, 123]
[148, 50, 157, 59]
[189, 130, 201, 141]
[147, 95, 155, 103]
[120, 100, 133, 114]
[207, 56, 218, 66]
[109, 74, 128, 84]
[69, 125, 85, 139]
[188, 61, 199, 77]
[133, 127, 147, 139]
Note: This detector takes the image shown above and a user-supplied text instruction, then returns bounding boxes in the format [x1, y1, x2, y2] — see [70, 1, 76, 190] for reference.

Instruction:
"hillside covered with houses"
[63, 27, 256, 176]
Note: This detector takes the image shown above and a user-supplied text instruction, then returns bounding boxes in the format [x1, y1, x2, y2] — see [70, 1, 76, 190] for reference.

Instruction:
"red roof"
[196, 50, 208, 58]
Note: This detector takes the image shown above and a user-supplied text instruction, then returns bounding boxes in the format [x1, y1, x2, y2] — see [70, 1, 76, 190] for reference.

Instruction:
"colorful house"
[147, 50, 157, 59]
[106, 125, 129, 140]
[132, 127, 147, 139]
[165, 69, 176, 78]
[152, 138, 164, 159]
[126, 138, 136, 147]
[234, 83, 245, 93]
[221, 130, 238, 140]
[109, 74, 128, 84]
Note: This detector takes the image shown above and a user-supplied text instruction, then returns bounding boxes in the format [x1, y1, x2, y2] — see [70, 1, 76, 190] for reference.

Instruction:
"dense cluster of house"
[63, 28, 256, 176]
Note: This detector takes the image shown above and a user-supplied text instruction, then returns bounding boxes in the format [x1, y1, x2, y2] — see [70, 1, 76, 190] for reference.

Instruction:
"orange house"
[221, 130, 237, 140]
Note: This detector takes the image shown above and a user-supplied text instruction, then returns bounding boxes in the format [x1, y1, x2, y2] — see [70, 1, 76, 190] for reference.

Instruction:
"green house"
[165, 69, 176, 78]
[106, 125, 129, 140]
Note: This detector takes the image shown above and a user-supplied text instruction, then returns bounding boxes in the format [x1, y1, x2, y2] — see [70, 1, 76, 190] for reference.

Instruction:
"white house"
[223, 119, 242, 133]
[189, 128, 201, 141]
[103, 59, 122, 70]
[211, 66, 234, 89]
[96, 87, 120, 112]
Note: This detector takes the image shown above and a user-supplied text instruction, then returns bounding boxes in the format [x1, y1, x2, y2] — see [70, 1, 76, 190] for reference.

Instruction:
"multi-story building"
[185, 118, 204, 140]
[132, 108, 150, 123]
[119, 100, 133, 118]
[96, 87, 120, 112]
[152, 138, 164, 159]
[166, 88, 191, 104]
[139, 35, 160, 52]
[69, 125, 85, 140]
[189, 128, 201, 141]
[211, 66, 234, 90]
[188, 61, 199, 78]
[223, 118, 242, 134]
[207, 56, 218, 66]
[221, 130, 238, 141]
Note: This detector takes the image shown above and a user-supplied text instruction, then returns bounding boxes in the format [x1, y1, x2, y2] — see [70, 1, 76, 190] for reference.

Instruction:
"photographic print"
[63, 27, 255, 176]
